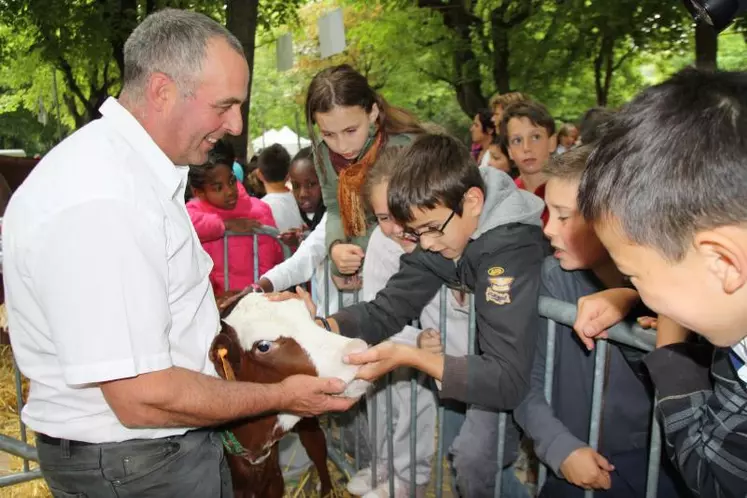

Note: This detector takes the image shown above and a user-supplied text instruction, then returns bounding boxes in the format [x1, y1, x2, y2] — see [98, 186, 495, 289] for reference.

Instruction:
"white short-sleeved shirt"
[3, 97, 220, 443]
[261, 192, 304, 232]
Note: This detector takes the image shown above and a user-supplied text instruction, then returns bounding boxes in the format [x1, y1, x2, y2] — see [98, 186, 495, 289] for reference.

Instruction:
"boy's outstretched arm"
[331, 251, 444, 344]
[644, 326, 747, 497]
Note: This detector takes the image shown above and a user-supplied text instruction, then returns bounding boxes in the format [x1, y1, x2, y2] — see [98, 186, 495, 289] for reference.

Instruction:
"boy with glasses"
[296, 133, 547, 497]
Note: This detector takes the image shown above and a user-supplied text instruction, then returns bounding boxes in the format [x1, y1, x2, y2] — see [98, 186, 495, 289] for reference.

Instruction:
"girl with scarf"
[305, 64, 425, 277]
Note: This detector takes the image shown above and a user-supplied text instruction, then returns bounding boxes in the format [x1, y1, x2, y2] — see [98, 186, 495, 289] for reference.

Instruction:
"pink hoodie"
[186, 183, 284, 295]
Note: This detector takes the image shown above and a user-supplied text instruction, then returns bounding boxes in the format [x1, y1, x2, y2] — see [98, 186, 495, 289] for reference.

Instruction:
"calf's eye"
[255, 340, 272, 353]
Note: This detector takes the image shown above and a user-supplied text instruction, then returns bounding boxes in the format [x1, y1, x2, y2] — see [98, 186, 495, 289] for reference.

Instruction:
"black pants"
[36, 429, 233, 498]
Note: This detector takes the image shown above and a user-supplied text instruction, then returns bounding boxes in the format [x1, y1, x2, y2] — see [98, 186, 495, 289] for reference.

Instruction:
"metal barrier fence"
[0, 230, 664, 498]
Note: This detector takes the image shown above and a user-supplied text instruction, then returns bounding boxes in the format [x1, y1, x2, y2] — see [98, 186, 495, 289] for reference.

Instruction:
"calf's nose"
[341, 338, 368, 356]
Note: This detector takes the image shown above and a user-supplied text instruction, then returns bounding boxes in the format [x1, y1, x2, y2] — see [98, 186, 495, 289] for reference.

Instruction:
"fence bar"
[386, 376, 395, 497]
[253, 234, 259, 282]
[326, 440, 356, 479]
[223, 233, 229, 292]
[222, 227, 292, 293]
[337, 290, 346, 459]
[645, 409, 662, 498]
[0, 469, 43, 488]
[584, 339, 609, 498]
[538, 297, 655, 352]
[0, 434, 37, 462]
[494, 412, 507, 498]
[13, 359, 29, 472]
[537, 320, 557, 492]
[324, 260, 330, 317]
[353, 290, 361, 471]
[435, 286, 448, 498]
[410, 372, 417, 497]
[371, 383, 379, 489]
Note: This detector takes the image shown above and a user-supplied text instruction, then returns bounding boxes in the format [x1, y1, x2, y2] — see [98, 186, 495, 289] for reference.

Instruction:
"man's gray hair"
[122, 8, 244, 99]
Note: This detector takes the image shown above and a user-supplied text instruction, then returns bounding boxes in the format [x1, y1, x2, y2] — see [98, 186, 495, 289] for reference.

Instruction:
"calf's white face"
[223, 293, 371, 400]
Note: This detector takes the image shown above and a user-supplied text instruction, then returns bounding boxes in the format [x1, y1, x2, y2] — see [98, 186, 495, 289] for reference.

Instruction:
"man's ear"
[695, 227, 747, 295]
[145, 72, 177, 112]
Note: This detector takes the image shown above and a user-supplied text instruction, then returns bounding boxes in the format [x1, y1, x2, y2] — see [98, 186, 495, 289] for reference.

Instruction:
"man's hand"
[330, 243, 364, 275]
[279, 375, 359, 417]
[224, 218, 262, 234]
[417, 328, 443, 354]
[574, 288, 640, 350]
[266, 286, 317, 318]
[332, 274, 362, 291]
[560, 447, 614, 490]
[344, 341, 413, 382]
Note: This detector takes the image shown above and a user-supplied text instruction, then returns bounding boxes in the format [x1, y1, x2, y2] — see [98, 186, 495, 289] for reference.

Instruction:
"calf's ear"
[209, 321, 243, 380]
[214, 288, 252, 319]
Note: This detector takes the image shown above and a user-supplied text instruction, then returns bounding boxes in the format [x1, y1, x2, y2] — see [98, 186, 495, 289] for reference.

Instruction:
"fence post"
[537, 319, 557, 492]
[584, 339, 609, 498]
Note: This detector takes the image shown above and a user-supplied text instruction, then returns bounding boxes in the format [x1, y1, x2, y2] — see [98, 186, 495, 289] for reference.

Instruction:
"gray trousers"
[367, 367, 438, 486]
[37, 429, 233, 498]
[451, 406, 528, 498]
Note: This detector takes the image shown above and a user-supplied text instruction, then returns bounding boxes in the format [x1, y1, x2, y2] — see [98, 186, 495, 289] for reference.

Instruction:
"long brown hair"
[305, 64, 424, 170]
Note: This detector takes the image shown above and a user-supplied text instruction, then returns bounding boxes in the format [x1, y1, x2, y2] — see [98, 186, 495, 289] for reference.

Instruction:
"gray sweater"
[513, 257, 654, 475]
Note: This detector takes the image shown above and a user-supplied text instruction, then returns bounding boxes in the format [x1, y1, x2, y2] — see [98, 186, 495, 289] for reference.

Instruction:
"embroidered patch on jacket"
[488, 266, 505, 277]
[486, 276, 514, 305]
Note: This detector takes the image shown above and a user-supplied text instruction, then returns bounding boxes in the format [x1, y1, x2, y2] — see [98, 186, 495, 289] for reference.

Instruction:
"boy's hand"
[266, 286, 317, 318]
[417, 328, 443, 354]
[344, 341, 413, 382]
[332, 274, 362, 291]
[278, 228, 304, 247]
[574, 288, 640, 350]
[224, 218, 262, 234]
[560, 447, 614, 490]
[330, 243, 365, 275]
[637, 316, 658, 330]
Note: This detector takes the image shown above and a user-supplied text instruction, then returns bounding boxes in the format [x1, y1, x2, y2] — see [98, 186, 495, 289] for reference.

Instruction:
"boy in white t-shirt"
[257, 143, 304, 232]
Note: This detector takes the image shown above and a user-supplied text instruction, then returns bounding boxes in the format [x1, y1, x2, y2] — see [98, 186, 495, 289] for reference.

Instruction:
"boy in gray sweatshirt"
[513, 147, 685, 497]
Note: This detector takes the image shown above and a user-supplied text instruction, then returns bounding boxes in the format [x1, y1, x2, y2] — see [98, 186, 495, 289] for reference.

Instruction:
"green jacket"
[315, 132, 415, 275]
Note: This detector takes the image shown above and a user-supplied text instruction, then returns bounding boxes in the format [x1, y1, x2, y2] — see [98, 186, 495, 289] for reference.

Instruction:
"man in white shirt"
[256, 144, 305, 231]
[3, 9, 356, 497]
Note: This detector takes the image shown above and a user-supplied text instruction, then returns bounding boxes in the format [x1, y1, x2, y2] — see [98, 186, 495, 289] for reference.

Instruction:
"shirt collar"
[99, 97, 184, 200]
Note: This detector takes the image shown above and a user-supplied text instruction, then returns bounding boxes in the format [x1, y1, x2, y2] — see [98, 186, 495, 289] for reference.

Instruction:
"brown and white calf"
[209, 292, 370, 498]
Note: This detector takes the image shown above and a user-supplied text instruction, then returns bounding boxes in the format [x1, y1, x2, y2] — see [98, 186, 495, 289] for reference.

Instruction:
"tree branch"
[416, 67, 456, 89]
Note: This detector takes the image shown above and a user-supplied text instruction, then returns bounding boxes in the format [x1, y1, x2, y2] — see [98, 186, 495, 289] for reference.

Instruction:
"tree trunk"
[593, 33, 615, 107]
[452, 25, 488, 116]
[490, 20, 511, 94]
[695, 21, 718, 71]
[225, 0, 259, 162]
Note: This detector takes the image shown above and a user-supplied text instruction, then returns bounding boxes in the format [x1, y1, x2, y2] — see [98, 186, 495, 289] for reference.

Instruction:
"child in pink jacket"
[186, 143, 283, 296]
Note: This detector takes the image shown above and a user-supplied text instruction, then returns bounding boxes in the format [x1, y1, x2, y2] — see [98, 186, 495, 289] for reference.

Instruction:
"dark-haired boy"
[500, 101, 556, 225]
[576, 68, 747, 496]
[257, 143, 304, 232]
[295, 133, 547, 497]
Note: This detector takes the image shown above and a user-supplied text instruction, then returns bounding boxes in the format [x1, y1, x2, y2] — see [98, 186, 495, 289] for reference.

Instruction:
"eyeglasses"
[401, 210, 456, 243]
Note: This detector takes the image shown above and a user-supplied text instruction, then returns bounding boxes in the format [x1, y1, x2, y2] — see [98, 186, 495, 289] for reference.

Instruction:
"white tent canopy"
[251, 126, 311, 157]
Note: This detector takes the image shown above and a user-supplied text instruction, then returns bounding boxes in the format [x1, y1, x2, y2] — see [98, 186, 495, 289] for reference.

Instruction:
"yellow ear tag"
[218, 347, 236, 381]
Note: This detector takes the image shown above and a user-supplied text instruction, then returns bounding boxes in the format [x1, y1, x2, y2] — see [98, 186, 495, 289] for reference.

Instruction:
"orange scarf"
[337, 132, 385, 238]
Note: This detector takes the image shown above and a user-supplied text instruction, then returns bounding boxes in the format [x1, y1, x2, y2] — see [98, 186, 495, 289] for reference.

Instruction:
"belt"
[36, 433, 94, 447]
